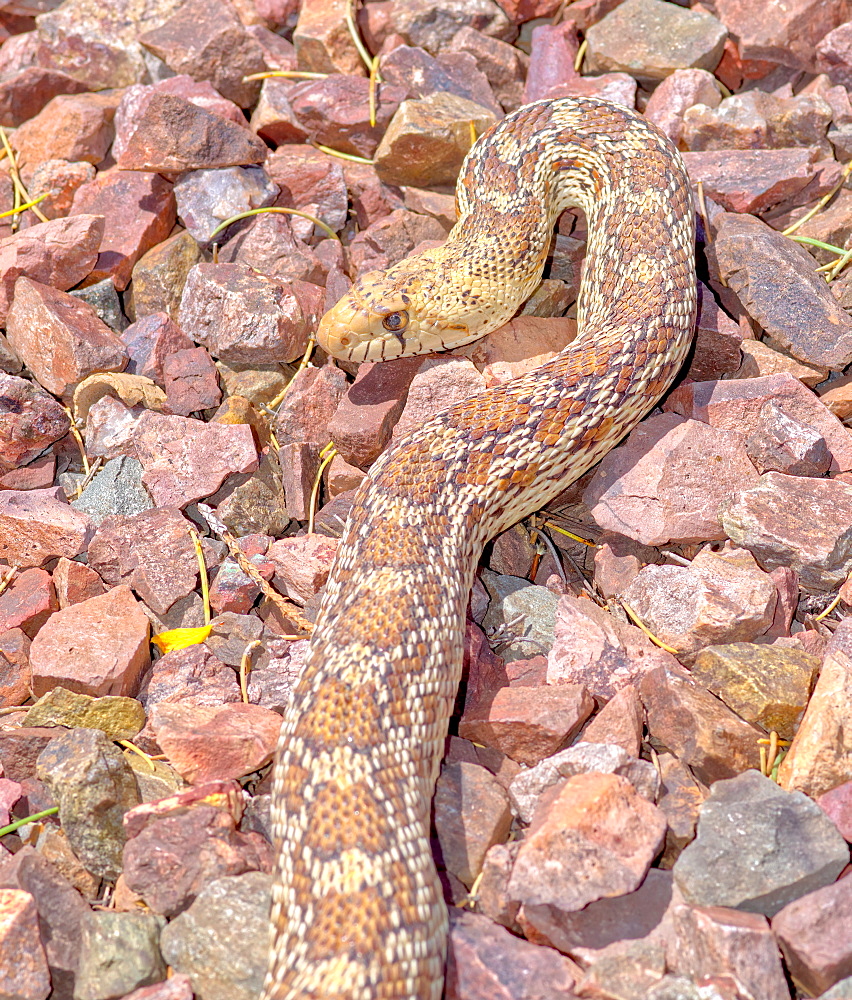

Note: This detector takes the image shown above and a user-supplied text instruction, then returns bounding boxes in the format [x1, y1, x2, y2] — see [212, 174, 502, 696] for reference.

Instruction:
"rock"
[711, 212, 852, 370]
[70, 277, 127, 334]
[373, 91, 498, 188]
[162, 346, 221, 415]
[178, 263, 322, 365]
[0, 568, 57, 638]
[665, 373, 852, 475]
[70, 170, 176, 291]
[581, 684, 644, 757]
[10, 93, 115, 180]
[137, 0, 266, 107]
[384, 0, 514, 55]
[0, 215, 104, 325]
[446, 908, 580, 1000]
[392, 357, 485, 441]
[480, 572, 558, 663]
[621, 544, 777, 657]
[459, 684, 593, 766]
[656, 754, 706, 868]
[721, 473, 852, 592]
[122, 805, 269, 917]
[126, 232, 204, 324]
[772, 875, 852, 996]
[349, 207, 449, 277]
[0, 629, 32, 709]
[689, 642, 820, 739]
[666, 901, 790, 1000]
[5, 278, 127, 402]
[434, 761, 512, 889]
[172, 165, 278, 246]
[585, 0, 727, 81]
[266, 533, 339, 605]
[115, 91, 267, 172]
[0, 846, 89, 1000]
[547, 593, 679, 701]
[29, 585, 150, 698]
[508, 741, 660, 825]
[379, 44, 502, 117]
[643, 68, 722, 146]
[150, 702, 281, 784]
[735, 338, 828, 388]
[640, 666, 763, 784]
[507, 772, 667, 913]
[133, 411, 257, 508]
[583, 412, 760, 546]
[449, 26, 528, 112]
[36, 727, 140, 881]
[778, 618, 852, 798]
[744, 402, 832, 477]
[0, 489, 93, 569]
[70, 456, 155, 527]
[672, 769, 849, 917]
[23, 687, 145, 741]
[817, 781, 852, 843]
[0, 889, 50, 1000]
[292, 0, 365, 76]
[75, 911, 166, 1000]
[265, 144, 348, 242]
[217, 213, 329, 287]
[24, 159, 96, 222]
[118, 975, 193, 1000]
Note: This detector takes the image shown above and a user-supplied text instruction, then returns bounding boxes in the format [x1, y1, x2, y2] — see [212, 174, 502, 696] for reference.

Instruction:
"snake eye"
[382, 311, 408, 333]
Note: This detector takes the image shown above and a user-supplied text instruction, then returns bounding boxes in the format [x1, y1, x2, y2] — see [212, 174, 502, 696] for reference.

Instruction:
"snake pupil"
[382, 311, 408, 332]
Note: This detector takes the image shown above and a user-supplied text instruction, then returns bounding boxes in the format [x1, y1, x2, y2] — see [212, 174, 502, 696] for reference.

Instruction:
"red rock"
[137, 0, 266, 108]
[264, 144, 348, 242]
[446, 908, 580, 1000]
[266, 534, 339, 605]
[28, 585, 150, 698]
[0, 888, 50, 1000]
[122, 778, 245, 839]
[0, 454, 56, 493]
[668, 902, 790, 1000]
[24, 159, 96, 221]
[162, 347, 222, 416]
[114, 90, 267, 172]
[341, 160, 404, 230]
[640, 665, 763, 784]
[644, 68, 722, 146]
[249, 79, 309, 146]
[121, 313, 194, 384]
[70, 170, 176, 291]
[434, 761, 512, 888]
[216, 213, 327, 287]
[0, 373, 70, 474]
[592, 532, 657, 600]
[684, 283, 744, 383]
[327, 356, 422, 469]
[682, 148, 819, 215]
[292, 0, 367, 76]
[0, 729, 58, 783]
[10, 93, 115, 180]
[150, 702, 281, 784]
[51, 557, 105, 608]
[0, 629, 31, 708]
[5, 278, 127, 401]
[580, 684, 644, 757]
[133, 411, 258, 508]
[348, 207, 449, 277]
[0, 568, 56, 638]
[772, 875, 852, 996]
[666, 373, 852, 474]
[816, 782, 852, 843]
[459, 684, 593, 767]
[0, 66, 90, 128]
[449, 26, 527, 112]
[0, 215, 104, 325]
[522, 21, 580, 104]
[507, 771, 667, 913]
[0, 488, 93, 568]
[583, 411, 761, 546]
[177, 263, 323, 365]
[150, 75, 249, 126]
[122, 805, 270, 917]
[87, 508, 199, 616]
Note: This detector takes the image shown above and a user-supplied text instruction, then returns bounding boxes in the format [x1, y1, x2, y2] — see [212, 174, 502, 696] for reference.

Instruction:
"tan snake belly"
[263, 97, 697, 1000]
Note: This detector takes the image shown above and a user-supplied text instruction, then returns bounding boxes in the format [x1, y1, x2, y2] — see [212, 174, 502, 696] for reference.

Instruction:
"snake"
[262, 96, 697, 1000]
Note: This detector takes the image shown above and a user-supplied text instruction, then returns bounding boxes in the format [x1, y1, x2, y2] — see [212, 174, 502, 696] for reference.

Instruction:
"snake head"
[317, 254, 479, 362]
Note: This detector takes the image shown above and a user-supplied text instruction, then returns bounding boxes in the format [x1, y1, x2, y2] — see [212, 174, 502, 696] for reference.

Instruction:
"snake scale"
[262, 96, 697, 1000]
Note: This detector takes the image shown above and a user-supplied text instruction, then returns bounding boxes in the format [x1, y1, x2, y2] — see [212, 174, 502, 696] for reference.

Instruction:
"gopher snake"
[263, 97, 696, 999]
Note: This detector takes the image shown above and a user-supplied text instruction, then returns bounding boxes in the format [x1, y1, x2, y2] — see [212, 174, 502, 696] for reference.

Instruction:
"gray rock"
[821, 977, 852, 999]
[160, 872, 272, 1000]
[673, 769, 849, 917]
[204, 612, 263, 667]
[36, 727, 140, 881]
[69, 278, 128, 333]
[173, 166, 278, 245]
[75, 911, 166, 1000]
[480, 569, 558, 663]
[71, 457, 154, 527]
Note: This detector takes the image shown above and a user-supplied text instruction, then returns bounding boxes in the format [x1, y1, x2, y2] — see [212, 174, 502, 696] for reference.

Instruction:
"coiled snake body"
[263, 97, 696, 1000]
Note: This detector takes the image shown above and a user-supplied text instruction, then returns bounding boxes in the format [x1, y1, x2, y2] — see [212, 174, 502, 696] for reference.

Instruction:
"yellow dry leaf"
[73, 373, 167, 423]
[151, 625, 212, 653]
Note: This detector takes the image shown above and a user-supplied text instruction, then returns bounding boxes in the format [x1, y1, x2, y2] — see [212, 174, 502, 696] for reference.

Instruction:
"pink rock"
[84, 396, 141, 461]
[51, 557, 105, 608]
[0, 66, 90, 129]
[665, 373, 852, 474]
[150, 702, 281, 784]
[28, 585, 150, 698]
[121, 312, 194, 385]
[87, 508, 199, 616]
[592, 532, 658, 600]
[455, 315, 577, 387]
[459, 684, 593, 767]
[583, 411, 761, 546]
[0, 373, 70, 474]
[0, 454, 57, 493]
[684, 284, 744, 383]
[0, 889, 50, 1000]
[0, 568, 57, 638]
[0, 488, 93, 568]
[266, 534, 339, 605]
[507, 771, 667, 913]
[392, 357, 486, 442]
[0, 215, 104, 324]
[0, 629, 32, 709]
[265, 144, 348, 241]
[133, 411, 258, 508]
[816, 781, 852, 842]
[162, 347, 222, 416]
[5, 277, 127, 401]
[70, 170, 176, 291]
[348, 207, 449, 276]
[24, 159, 96, 221]
[643, 67, 722, 145]
[522, 22, 580, 104]
[580, 684, 644, 757]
